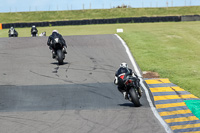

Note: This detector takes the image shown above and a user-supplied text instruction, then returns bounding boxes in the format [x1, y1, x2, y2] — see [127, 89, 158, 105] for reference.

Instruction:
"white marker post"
[117, 29, 123, 33]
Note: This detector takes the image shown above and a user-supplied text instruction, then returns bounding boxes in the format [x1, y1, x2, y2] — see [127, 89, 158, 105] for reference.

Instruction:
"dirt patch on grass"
[143, 71, 160, 78]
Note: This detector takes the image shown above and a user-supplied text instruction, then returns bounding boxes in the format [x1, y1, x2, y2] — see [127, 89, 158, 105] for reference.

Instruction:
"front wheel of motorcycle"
[57, 50, 64, 65]
[129, 87, 141, 107]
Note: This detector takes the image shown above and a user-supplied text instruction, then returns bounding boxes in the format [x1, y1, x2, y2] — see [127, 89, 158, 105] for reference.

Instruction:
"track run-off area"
[0, 34, 170, 133]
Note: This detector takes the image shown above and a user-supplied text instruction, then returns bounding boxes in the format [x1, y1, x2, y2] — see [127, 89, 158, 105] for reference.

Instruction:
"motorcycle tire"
[129, 87, 140, 107]
[57, 50, 64, 65]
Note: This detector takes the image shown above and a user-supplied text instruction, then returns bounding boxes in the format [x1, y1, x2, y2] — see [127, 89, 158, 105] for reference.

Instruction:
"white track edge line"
[115, 34, 173, 133]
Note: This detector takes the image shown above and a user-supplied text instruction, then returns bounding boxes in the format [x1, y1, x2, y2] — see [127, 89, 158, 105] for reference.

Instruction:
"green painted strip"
[185, 100, 200, 120]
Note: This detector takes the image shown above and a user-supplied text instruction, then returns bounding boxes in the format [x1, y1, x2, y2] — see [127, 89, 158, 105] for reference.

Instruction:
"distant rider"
[114, 63, 142, 99]
[31, 25, 38, 36]
[47, 30, 67, 58]
[8, 27, 18, 37]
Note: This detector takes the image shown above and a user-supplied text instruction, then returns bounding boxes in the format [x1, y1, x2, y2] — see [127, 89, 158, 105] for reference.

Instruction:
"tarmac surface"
[0, 35, 166, 133]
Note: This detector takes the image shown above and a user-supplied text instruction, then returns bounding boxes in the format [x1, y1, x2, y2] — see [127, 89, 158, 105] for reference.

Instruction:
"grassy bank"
[119, 22, 200, 97]
[0, 21, 199, 97]
[1, 6, 200, 23]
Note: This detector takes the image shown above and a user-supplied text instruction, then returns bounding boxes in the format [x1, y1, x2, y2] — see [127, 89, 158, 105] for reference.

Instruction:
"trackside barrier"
[0, 23, 2, 30]
[1, 16, 181, 29]
[181, 15, 200, 21]
[3, 15, 200, 29]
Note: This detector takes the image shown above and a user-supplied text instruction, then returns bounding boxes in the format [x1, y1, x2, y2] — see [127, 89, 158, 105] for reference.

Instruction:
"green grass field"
[118, 22, 200, 97]
[1, 6, 200, 23]
[0, 21, 199, 97]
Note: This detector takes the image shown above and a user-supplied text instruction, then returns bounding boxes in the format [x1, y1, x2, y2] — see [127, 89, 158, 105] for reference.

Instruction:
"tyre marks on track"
[29, 69, 74, 84]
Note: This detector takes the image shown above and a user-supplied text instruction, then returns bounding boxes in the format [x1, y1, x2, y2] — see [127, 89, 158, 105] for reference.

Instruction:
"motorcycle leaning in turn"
[120, 74, 142, 107]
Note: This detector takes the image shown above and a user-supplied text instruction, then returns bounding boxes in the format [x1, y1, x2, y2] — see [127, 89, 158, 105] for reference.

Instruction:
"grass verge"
[119, 22, 200, 97]
[0, 21, 199, 97]
[1, 6, 200, 23]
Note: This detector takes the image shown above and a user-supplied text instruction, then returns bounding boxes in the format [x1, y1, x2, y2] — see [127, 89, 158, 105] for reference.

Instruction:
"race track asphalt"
[0, 35, 166, 133]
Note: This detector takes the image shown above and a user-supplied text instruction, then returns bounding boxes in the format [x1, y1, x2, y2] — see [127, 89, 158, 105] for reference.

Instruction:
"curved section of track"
[0, 35, 166, 133]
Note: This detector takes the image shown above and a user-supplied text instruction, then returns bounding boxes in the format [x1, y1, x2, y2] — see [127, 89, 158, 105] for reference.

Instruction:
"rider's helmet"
[10, 27, 14, 30]
[120, 62, 128, 69]
[52, 30, 58, 34]
[32, 25, 36, 28]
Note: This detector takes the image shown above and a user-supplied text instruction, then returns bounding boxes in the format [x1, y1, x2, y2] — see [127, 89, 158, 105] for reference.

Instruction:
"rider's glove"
[114, 77, 118, 85]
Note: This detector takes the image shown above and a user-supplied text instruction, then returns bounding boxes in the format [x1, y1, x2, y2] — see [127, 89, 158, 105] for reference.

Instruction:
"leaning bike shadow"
[51, 62, 69, 66]
[119, 103, 142, 107]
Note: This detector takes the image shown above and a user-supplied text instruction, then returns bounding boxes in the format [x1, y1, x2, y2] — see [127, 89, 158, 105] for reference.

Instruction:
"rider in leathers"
[114, 63, 142, 99]
[31, 25, 38, 36]
[47, 30, 67, 58]
[8, 27, 18, 37]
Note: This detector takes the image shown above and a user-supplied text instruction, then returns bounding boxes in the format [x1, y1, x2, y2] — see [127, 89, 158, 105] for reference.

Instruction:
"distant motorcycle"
[31, 29, 37, 37]
[122, 74, 141, 107]
[52, 38, 66, 65]
[9, 30, 18, 37]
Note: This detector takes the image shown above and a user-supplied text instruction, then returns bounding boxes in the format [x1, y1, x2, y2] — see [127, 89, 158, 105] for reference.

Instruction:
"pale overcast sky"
[0, 0, 200, 13]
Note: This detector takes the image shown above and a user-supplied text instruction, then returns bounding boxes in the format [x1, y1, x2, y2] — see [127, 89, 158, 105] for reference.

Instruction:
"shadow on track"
[0, 83, 138, 112]
[119, 103, 142, 107]
[51, 62, 69, 65]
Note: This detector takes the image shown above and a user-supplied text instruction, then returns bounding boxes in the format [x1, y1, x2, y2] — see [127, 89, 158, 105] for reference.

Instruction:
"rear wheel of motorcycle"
[57, 50, 63, 65]
[129, 88, 140, 107]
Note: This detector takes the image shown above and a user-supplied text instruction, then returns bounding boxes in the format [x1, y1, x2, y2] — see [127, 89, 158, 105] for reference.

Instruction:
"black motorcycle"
[9, 30, 18, 37]
[31, 30, 37, 37]
[123, 75, 141, 107]
[52, 38, 66, 65]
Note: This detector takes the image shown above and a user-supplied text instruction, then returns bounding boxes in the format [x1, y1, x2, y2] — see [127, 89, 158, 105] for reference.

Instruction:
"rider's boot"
[62, 46, 67, 54]
[51, 50, 56, 59]
[123, 91, 128, 100]
[138, 87, 142, 97]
